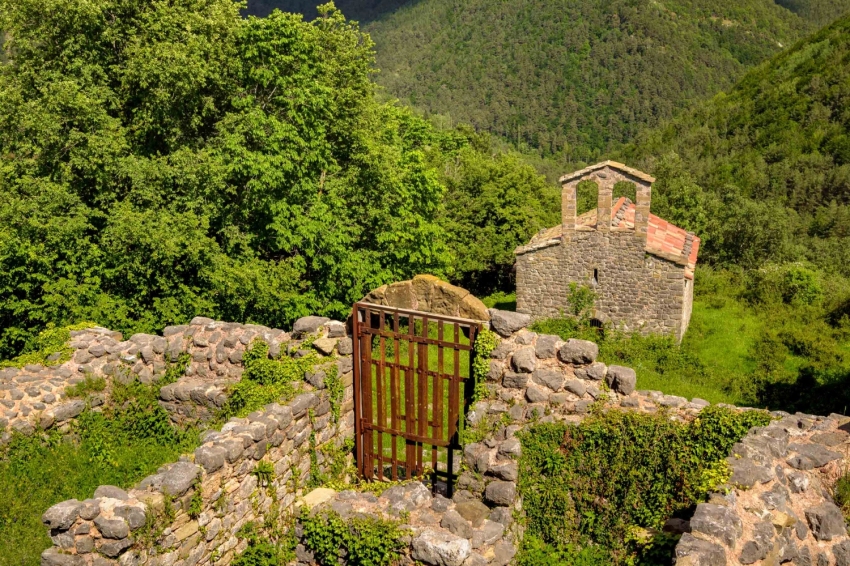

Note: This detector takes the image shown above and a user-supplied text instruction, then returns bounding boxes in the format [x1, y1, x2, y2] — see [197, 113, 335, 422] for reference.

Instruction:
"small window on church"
[591, 268, 598, 287]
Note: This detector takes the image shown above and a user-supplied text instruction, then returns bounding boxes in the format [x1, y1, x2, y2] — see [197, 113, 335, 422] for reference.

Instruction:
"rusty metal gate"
[352, 302, 480, 495]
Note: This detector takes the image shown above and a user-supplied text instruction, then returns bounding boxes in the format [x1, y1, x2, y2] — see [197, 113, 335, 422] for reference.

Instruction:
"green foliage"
[518, 407, 770, 564]
[624, 15, 850, 274]
[300, 507, 406, 566]
[437, 146, 560, 295]
[325, 365, 343, 423]
[252, 461, 275, 487]
[0, 361, 199, 566]
[516, 535, 612, 566]
[0, 322, 95, 368]
[221, 340, 318, 418]
[833, 471, 850, 522]
[566, 283, 596, 322]
[188, 482, 204, 520]
[745, 263, 823, 306]
[64, 376, 106, 398]
[471, 328, 499, 403]
[233, 521, 297, 566]
[353, 0, 817, 161]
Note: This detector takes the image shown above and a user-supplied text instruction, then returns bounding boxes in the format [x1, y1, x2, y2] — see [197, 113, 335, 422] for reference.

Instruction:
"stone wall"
[1, 316, 351, 437]
[36, 308, 850, 566]
[463, 309, 850, 566]
[515, 230, 688, 339]
[40, 317, 356, 566]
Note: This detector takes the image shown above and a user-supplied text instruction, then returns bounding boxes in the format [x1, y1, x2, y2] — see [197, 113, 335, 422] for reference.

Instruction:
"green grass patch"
[0, 355, 199, 566]
[481, 291, 517, 311]
[517, 406, 771, 565]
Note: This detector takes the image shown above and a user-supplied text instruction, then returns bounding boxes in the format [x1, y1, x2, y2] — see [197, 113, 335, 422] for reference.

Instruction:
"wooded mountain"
[622, 14, 850, 273]
[253, 0, 848, 160]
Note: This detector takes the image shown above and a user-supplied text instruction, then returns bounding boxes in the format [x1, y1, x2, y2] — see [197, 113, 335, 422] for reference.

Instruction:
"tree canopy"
[0, 0, 556, 357]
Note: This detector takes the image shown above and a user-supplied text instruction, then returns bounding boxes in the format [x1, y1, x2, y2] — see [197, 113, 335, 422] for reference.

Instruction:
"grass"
[0, 423, 199, 566]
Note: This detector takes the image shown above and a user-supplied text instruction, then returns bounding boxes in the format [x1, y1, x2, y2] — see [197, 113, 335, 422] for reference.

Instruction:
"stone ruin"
[22, 305, 850, 566]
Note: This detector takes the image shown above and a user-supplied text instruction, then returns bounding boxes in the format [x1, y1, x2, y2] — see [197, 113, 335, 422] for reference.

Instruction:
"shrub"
[517, 406, 771, 564]
[0, 322, 96, 368]
[300, 508, 406, 566]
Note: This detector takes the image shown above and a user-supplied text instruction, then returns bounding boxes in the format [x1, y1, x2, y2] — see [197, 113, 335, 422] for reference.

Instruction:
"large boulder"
[488, 310, 530, 337]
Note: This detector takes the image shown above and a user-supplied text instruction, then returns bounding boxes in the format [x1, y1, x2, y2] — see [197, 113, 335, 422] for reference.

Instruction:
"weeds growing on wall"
[0, 354, 199, 566]
[0, 322, 96, 369]
[221, 340, 319, 418]
[232, 521, 297, 566]
[471, 327, 499, 403]
[300, 507, 407, 566]
[516, 406, 771, 565]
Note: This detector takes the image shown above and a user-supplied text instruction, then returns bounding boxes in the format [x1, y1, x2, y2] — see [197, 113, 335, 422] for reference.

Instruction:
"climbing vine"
[471, 327, 499, 403]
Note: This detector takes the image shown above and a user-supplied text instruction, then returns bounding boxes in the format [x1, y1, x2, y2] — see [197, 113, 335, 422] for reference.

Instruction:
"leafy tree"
[0, 0, 452, 356]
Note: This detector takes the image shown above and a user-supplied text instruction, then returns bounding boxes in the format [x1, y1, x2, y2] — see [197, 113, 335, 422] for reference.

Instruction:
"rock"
[194, 445, 227, 473]
[564, 379, 587, 397]
[412, 529, 472, 566]
[728, 457, 773, 488]
[42, 500, 82, 530]
[114, 506, 146, 531]
[93, 486, 128, 500]
[338, 338, 353, 356]
[306, 369, 326, 390]
[462, 553, 488, 566]
[40, 549, 85, 566]
[383, 482, 432, 512]
[490, 542, 516, 566]
[511, 348, 536, 373]
[489, 507, 513, 527]
[484, 481, 516, 507]
[490, 342, 516, 360]
[488, 310, 530, 338]
[558, 339, 598, 364]
[675, 533, 726, 566]
[293, 316, 330, 336]
[525, 386, 548, 403]
[441, 510, 473, 539]
[834, 540, 850, 566]
[144, 461, 201, 496]
[488, 462, 518, 481]
[326, 321, 346, 337]
[738, 521, 774, 564]
[787, 443, 842, 469]
[290, 393, 318, 418]
[532, 369, 564, 391]
[455, 500, 490, 528]
[98, 537, 133, 557]
[787, 471, 810, 493]
[689, 503, 743, 547]
[606, 365, 636, 395]
[302, 488, 336, 510]
[432, 495, 452, 513]
[94, 516, 130, 539]
[53, 400, 85, 423]
[805, 502, 846, 541]
[312, 338, 337, 356]
[472, 520, 504, 549]
[515, 331, 536, 345]
[535, 334, 560, 359]
[502, 372, 528, 389]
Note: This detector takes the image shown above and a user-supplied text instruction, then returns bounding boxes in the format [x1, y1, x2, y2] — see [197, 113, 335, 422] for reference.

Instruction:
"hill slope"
[622, 14, 850, 271]
[775, 0, 850, 26]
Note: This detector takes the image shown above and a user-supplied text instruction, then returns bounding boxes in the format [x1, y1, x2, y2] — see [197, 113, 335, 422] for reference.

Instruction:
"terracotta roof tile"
[522, 199, 700, 277]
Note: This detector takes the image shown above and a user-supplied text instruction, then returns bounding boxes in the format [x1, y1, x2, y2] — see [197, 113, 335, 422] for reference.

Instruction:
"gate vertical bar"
[362, 306, 374, 479]
[353, 305, 363, 478]
[390, 313, 400, 480]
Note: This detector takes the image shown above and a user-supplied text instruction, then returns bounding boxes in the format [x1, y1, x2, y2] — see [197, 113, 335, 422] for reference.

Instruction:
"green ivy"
[471, 327, 499, 403]
[517, 406, 771, 564]
[300, 508, 406, 566]
[325, 365, 343, 423]
[233, 521, 296, 566]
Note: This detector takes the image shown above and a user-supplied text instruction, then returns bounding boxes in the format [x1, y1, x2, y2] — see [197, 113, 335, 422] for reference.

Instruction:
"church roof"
[518, 197, 700, 279]
[558, 160, 656, 185]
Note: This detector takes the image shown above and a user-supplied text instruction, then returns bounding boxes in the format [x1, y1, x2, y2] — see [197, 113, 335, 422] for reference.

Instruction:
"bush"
[517, 407, 771, 564]
[300, 508, 406, 566]
[745, 263, 823, 306]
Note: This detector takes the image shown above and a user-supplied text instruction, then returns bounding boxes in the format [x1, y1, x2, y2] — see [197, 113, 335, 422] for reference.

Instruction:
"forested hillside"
[0, 0, 556, 359]
[776, 0, 850, 26]
[623, 14, 850, 272]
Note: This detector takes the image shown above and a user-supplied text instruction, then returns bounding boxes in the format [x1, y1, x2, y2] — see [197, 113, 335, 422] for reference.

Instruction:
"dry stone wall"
[1, 316, 352, 437]
[459, 309, 850, 566]
[363, 274, 490, 321]
[40, 316, 356, 566]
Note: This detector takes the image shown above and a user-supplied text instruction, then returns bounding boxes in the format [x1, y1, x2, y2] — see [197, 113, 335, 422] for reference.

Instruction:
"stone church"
[514, 161, 700, 340]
